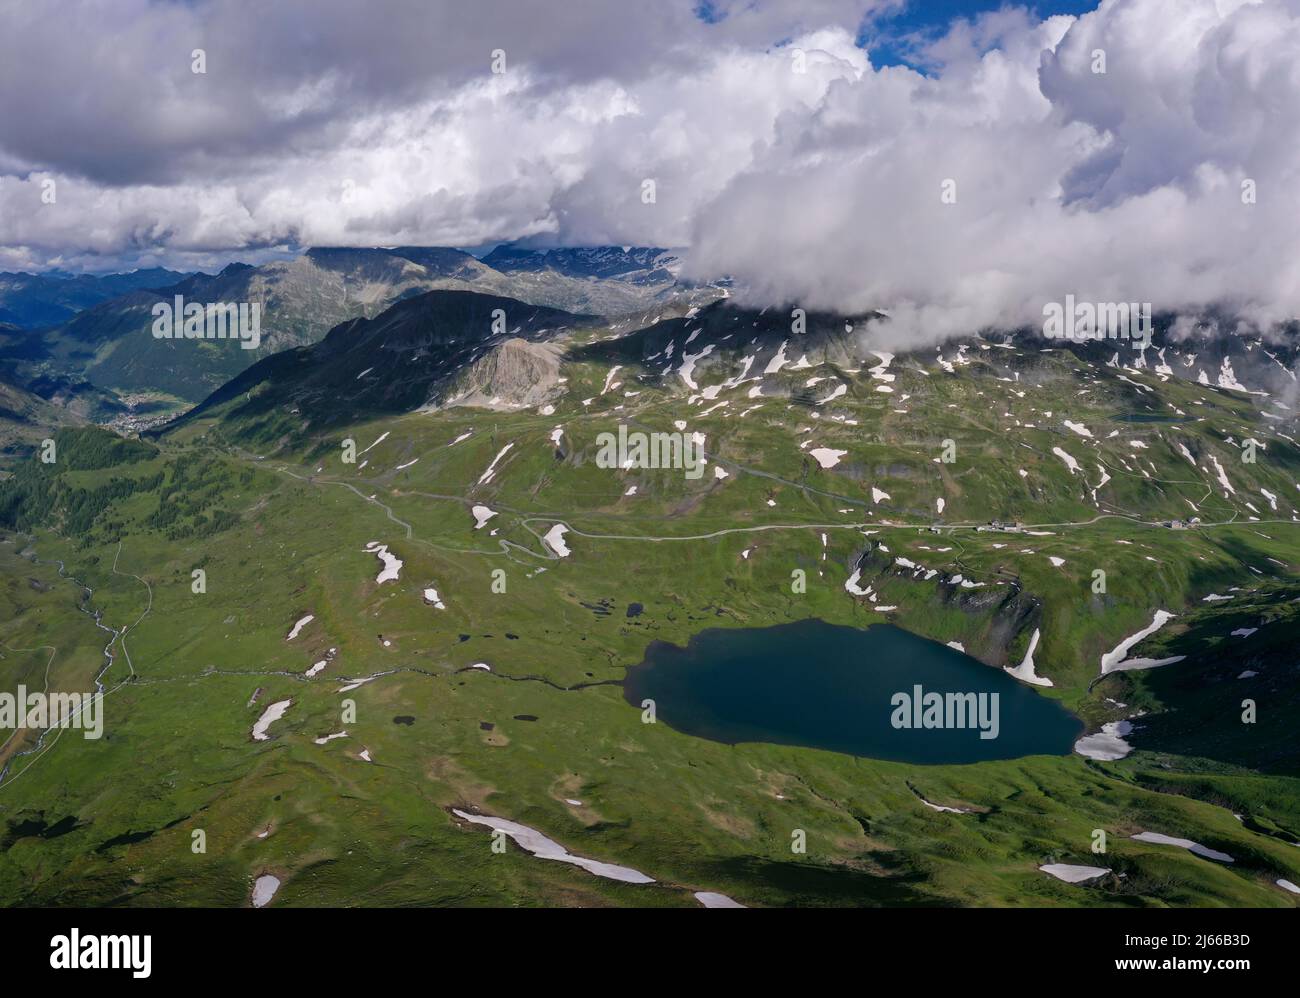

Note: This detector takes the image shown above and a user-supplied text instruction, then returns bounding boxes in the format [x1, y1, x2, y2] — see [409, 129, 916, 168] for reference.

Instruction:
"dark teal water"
[623, 619, 1082, 764]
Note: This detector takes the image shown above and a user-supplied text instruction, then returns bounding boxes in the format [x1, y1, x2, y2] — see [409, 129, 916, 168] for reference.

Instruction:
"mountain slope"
[1061, 314, 1300, 401]
[0, 368, 84, 451]
[163, 289, 599, 437]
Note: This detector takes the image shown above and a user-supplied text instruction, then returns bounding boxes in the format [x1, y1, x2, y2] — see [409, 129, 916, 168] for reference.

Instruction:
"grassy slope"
[1, 337, 1298, 907]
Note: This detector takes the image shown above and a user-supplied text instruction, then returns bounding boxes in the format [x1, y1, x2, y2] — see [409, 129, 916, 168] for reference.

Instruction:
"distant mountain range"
[15, 245, 711, 403]
[6, 247, 1297, 442]
[0, 268, 190, 328]
[480, 245, 680, 284]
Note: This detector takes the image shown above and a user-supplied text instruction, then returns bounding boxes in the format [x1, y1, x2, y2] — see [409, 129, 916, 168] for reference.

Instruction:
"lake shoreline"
[623, 618, 1083, 765]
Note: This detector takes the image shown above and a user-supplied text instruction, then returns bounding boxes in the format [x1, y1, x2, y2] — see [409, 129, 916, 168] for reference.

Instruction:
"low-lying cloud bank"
[690, 0, 1300, 346]
[0, 0, 1297, 346]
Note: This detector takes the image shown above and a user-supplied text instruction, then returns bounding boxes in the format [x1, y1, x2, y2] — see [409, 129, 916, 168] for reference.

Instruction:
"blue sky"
[863, 1, 1100, 67]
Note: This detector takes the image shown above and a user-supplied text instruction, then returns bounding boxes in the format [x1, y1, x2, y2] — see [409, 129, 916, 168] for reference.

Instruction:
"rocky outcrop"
[440, 337, 563, 410]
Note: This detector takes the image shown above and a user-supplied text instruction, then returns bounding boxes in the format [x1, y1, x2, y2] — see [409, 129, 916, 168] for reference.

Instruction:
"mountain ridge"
[160, 288, 600, 435]
[26, 246, 712, 403]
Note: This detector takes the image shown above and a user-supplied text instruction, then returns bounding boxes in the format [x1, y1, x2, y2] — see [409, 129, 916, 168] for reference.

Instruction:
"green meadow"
[1, 336, 1298, 907]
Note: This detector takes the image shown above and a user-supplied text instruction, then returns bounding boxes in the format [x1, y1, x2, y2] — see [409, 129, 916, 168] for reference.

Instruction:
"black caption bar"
[3, 906, 1290, 985]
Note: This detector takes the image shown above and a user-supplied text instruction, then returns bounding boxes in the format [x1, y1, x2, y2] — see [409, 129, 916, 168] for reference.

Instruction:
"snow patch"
[286, 614, 314, 641]
[251, 700, 292, 742]
[1131, 831, 1234, 863]
[453, 809, 654, 884]
[364, 541, 403, 584]
[1074, 720, 1133, 760]
[543, 524, 571, 557]
[1039, 864, 1109, 884]
[694, 891, 746, 908]
[1100, 611, 1183, 674]
[1052, 447, 1081, 474]
[1004, 628, 1053, 687]
[252, 875, 281, 908]
[477, 442, 515, 485]
[809, 447, 847, 469]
